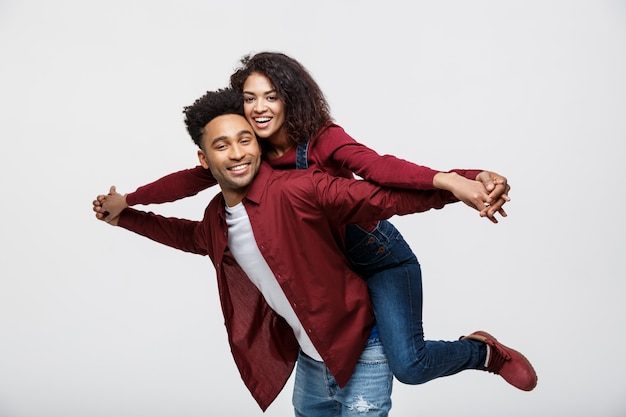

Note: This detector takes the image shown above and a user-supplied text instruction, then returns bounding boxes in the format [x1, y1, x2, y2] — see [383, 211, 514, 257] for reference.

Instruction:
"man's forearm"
[117, 208, 208, 256]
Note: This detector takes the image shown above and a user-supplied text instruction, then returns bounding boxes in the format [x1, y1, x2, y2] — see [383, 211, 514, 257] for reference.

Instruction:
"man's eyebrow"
[210, 130, 254, 146]
[210, 135, 228, 146]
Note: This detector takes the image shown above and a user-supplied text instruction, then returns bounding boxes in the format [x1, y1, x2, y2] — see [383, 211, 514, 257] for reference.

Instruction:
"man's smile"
[228, 163, 251, 172]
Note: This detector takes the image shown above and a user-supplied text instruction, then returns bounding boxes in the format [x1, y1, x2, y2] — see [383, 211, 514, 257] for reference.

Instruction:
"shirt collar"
[214, 161, 273, 221]
[243, 161, 273, 206]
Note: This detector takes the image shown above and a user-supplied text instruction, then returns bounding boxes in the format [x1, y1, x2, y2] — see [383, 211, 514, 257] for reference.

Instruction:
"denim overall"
[295, 140, 485, 384]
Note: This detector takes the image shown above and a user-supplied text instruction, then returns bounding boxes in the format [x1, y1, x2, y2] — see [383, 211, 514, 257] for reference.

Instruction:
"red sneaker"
[462, 331, 538, 391]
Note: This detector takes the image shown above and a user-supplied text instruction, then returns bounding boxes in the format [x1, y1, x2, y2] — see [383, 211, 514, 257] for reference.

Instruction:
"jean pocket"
[346, 231, 391, 269]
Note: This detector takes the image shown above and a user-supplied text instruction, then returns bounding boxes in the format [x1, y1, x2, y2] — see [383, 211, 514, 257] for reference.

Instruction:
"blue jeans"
[345, 220, 487, 384]
[292, 338, 393, 417]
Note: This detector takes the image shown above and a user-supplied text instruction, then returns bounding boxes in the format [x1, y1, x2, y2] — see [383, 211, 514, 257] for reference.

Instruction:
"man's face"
[197, 114, 262, 206]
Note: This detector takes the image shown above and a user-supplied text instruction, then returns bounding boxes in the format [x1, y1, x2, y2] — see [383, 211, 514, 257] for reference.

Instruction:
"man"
[93, 88, 535, 415]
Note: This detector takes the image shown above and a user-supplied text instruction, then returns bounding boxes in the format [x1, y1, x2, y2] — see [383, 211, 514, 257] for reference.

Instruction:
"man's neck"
[223, 190, 247, 208]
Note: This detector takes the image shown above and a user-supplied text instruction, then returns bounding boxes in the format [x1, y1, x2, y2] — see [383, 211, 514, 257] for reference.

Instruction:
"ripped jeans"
[292, 338, 392, 417]
[346, 220, 486, 384]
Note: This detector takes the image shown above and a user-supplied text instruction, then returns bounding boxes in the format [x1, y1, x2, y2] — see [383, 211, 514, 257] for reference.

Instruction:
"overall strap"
[295, 139, 310, 170]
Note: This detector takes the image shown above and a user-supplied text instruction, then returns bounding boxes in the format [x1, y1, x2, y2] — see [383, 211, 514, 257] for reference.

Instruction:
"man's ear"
[197, 149, 210, 169]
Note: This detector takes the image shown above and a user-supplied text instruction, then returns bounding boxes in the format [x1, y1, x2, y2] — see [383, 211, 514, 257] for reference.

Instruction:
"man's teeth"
[230, 164, 248, 171]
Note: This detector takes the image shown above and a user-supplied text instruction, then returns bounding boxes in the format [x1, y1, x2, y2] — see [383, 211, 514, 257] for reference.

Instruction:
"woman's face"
[242, 72, 286, 141]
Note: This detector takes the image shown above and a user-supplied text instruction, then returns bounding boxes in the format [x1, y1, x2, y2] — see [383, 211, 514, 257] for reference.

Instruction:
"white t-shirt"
[225, 202, 322, 361]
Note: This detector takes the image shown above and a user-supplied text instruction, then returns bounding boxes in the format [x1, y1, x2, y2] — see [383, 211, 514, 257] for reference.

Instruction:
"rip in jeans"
[348, 395, 376, 413]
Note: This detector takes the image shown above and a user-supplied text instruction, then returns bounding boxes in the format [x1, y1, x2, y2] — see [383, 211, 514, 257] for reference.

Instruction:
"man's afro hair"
[183, 87, 244, 147]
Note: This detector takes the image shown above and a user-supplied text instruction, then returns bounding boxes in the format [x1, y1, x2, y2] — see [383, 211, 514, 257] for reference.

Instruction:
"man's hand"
[93, 185, 126, 225]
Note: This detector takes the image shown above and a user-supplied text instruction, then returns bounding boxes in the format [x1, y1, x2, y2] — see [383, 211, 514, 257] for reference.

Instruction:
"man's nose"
[229, 144, 245, 159]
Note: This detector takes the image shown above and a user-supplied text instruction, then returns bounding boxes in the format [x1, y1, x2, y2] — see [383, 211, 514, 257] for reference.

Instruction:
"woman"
[99, 52, 536, 391]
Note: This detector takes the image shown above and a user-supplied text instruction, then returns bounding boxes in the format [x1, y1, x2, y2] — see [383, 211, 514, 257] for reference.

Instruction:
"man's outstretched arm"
[93, 186, 209, 256]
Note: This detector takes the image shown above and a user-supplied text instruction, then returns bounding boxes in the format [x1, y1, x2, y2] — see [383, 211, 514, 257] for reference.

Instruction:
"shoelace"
[485, 342, 512, 374]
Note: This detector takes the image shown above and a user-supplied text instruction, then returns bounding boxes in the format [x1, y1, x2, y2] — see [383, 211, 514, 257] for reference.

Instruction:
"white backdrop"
[1, 1, 625, 416]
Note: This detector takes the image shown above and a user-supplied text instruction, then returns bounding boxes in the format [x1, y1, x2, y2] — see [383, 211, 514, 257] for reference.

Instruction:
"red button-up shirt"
[118, 162, 459, 410]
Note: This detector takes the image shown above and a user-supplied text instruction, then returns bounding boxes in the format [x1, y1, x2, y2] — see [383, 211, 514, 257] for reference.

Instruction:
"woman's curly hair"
[230, 52, 332, 144]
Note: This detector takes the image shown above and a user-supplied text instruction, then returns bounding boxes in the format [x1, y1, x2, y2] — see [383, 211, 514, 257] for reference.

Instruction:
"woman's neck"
[263, 133, 295, 159]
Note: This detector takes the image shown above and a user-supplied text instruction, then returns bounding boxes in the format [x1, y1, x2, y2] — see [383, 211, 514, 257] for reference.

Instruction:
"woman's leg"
[345, 221, 537, 390]
[345, 221, 486, 384]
